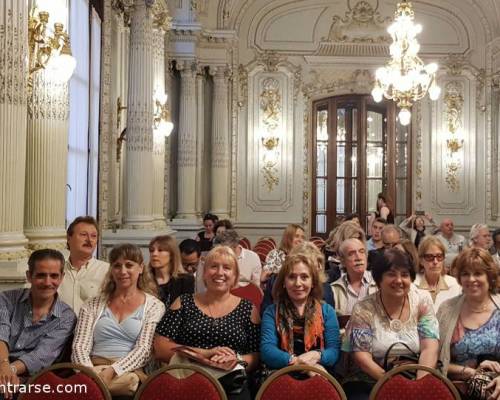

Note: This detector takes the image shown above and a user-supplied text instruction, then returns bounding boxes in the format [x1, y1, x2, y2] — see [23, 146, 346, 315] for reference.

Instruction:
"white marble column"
[176, 61, 197, 219]
[25, 70, 69, 250]
[123, 0, 155, 229]
[210, 66, 231, 218]
[152, 26, 167, 228]
[164, 63, 173, 219]
[195, 70, 205, 217]
[0, 0, 29, 260]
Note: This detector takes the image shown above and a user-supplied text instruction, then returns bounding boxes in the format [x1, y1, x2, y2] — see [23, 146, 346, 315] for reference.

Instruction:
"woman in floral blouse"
[343, 248, 440, 400]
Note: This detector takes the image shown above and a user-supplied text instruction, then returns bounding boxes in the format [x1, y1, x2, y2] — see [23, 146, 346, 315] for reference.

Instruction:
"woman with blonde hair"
[154, 246, 260, 400]
[261, 224, 305, 280]
[261, 252, 340, 371]
[148, 235, 194, 307]
[414, 236, 461, 311]
[437, 247, 500, 398]
[72, 244, 165, 396]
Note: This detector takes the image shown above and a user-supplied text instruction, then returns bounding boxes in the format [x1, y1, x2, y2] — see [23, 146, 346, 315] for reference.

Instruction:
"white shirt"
[58, 257, 109, 314]
[195, 246, 262, 293]
[435, 232, 465, 267]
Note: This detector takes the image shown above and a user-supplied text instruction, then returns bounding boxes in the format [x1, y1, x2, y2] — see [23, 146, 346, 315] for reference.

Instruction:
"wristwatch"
[236, 353, 248, 367]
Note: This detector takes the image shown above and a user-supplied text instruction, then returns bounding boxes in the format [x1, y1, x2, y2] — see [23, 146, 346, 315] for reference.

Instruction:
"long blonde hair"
[280, 224, 305, 254]
[102, 244, 158, 298]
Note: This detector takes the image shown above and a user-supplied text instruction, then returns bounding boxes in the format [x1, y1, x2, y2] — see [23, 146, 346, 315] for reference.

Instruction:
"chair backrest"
[369, 364, 461, 400]
[239, 237, 251, 250]
[19, 362, 111, 400]
[256, 237, 277, 247]
[256, 365, 346, 400]
[134, 364, 227, 400]
[253, 242, 275, 253]
[231, 283, 263, 313]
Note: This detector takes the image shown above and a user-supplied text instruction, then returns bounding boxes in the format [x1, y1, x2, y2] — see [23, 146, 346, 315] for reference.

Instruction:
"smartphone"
[415, 210, 425, 216]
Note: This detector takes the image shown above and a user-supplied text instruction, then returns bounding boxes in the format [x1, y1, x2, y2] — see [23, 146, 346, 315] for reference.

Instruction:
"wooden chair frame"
[19, 362, 112, 400]
[368, 364, 461, 400]
[255, 364, 347, 400]
[133, 363, 227, 400]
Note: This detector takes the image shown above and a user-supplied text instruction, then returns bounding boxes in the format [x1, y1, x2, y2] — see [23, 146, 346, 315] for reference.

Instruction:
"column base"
[170, 219, 203, 242]
[0, 233, 29, 261]
[24, 229, 67, 252]
[0, 259, 29, 291]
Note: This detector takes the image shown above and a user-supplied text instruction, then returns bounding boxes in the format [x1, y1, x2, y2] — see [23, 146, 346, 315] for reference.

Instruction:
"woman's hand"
[0, 363, 19, 399]
[296, 351, 321, 367]
[209, 346, 237, 363]
[480, 360, 500, 374]
[98, 367, 116, 386]
[485, 376, 500, 400]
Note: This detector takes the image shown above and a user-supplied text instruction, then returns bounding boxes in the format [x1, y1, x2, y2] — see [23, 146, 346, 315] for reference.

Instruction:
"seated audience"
[0, 249, 76, 390]
[414, 237, 461, 311]
[154, 246, 260, 400]
[196, 213, 219, 252]
[367, 217, 386, 251]
[399, 213, 436, 248]
[214, 219, 234, 236]
[72, 244, 165, 396]
[435, 218, 465, 269]
[437, 247, 500, 397]
[59, 216, 109, 314]
[469, 223, 493, 251]
[149, 235, 194, 307]
[261, 224, 305, 282]
[261, 241, 335, 314]
[331, 239, 377, 317]
[179, 239, 201, 275]
[343, 248, 439, 400]
[196, 230, 261, 292]
[260, 252, 340, 372]
[368, 224, 401, 267]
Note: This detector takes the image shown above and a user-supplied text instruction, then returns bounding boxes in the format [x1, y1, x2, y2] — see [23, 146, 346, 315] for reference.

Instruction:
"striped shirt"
[0, 288, 76, 374]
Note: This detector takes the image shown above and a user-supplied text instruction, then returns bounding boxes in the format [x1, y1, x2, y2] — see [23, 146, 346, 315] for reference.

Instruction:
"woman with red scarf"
[260, 252, 340, 371]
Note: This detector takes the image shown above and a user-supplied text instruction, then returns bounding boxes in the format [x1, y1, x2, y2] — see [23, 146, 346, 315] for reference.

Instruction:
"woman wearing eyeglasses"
[414, 237, 461, 312]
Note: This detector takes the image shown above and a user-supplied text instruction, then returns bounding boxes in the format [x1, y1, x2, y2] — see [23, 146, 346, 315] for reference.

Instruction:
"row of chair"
[18, 362, 460, 400]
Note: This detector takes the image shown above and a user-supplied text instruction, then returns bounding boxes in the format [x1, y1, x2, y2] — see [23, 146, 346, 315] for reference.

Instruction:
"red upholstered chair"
[256, 365, 346, 400]
[231, 283, 263, 313]
[19, 362, 111, 400]
[253, 242, 275, 254]
[239, 237, 251, 249]
[256, 237, 277, 247]
[368, 364, 461, 400]
[134, 364, 227, 400]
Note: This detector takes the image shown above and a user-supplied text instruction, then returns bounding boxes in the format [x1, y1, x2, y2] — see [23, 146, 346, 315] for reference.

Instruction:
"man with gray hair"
[331, 238, 377, 316]
[435, 217, 465, 268]
[195, 229, 262, 292]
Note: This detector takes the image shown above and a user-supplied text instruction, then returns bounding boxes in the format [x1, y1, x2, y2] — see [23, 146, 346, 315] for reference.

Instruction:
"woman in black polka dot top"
[154, 246, 260, 400]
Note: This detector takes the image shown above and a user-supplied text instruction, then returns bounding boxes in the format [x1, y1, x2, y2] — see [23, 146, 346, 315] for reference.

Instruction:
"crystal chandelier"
[371, 1, 440, 125]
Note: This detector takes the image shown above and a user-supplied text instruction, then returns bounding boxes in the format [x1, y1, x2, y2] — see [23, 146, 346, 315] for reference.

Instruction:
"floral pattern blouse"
[343, 287, 439, 382]
[263, 249, 287, 274]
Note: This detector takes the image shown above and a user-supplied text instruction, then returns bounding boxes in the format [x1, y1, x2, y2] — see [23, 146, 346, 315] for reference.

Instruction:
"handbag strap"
[383, 342, 419, 371]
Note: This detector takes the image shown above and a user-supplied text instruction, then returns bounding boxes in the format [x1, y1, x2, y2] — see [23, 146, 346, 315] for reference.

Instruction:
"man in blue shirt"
[0, 249, 76, 398]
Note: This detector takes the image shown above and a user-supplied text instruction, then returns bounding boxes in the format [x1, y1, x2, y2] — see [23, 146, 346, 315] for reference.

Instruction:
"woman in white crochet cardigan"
[72, 243, 165, 396]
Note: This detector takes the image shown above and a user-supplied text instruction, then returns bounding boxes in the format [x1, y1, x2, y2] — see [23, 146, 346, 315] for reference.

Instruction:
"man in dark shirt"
[0, 249, 76, 398]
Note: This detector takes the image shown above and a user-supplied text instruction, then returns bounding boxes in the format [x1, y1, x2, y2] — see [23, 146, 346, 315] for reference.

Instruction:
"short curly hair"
[454, 247, 498, 293]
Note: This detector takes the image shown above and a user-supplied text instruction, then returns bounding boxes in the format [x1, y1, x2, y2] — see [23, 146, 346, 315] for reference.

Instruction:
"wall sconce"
[153, 92, 174, 138]
[28, 6, 76, 85]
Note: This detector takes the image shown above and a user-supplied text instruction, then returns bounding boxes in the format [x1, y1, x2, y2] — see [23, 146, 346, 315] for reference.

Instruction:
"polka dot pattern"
[156, 294, 260, 354]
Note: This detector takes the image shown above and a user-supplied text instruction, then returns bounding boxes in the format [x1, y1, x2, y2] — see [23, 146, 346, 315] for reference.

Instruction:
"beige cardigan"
[436, 293, 500, 375]
[71, 293, 165, 376]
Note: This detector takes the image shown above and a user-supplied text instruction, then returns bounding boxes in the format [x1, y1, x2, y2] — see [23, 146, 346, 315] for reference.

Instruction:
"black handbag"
[218, 368, 248, 395]
[383, 342, 420, 379]
[466, 369, 497, 400]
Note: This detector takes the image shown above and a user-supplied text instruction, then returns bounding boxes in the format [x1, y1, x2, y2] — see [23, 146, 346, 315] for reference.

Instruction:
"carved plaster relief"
[432, 76, 476, 214]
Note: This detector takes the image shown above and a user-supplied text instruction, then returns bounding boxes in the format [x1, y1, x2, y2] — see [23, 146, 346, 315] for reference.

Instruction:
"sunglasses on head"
[422, 253, 444, 262]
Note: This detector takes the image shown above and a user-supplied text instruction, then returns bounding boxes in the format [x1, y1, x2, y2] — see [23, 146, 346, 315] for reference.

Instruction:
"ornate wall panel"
[431, 75, 478, 215]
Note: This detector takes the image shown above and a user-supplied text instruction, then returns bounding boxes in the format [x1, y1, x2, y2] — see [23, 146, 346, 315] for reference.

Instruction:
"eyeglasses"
[423, 253, 445, 262]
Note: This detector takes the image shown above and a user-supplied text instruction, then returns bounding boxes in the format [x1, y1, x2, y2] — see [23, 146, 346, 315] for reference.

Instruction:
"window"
[311, 95, 412, 237]
[67, 0, 101, 224]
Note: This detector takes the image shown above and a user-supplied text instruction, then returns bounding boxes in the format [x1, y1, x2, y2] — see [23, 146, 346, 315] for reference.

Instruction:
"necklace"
[380, 293, 406, 332]
[207, 303, 220, 327]
[466, 301, 491, 313]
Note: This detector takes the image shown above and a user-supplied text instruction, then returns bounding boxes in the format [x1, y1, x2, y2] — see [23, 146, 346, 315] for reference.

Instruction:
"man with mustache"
[0, 249, 76, 398]
[330, 238, 377, 316]
[58, 216, 109, 314]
